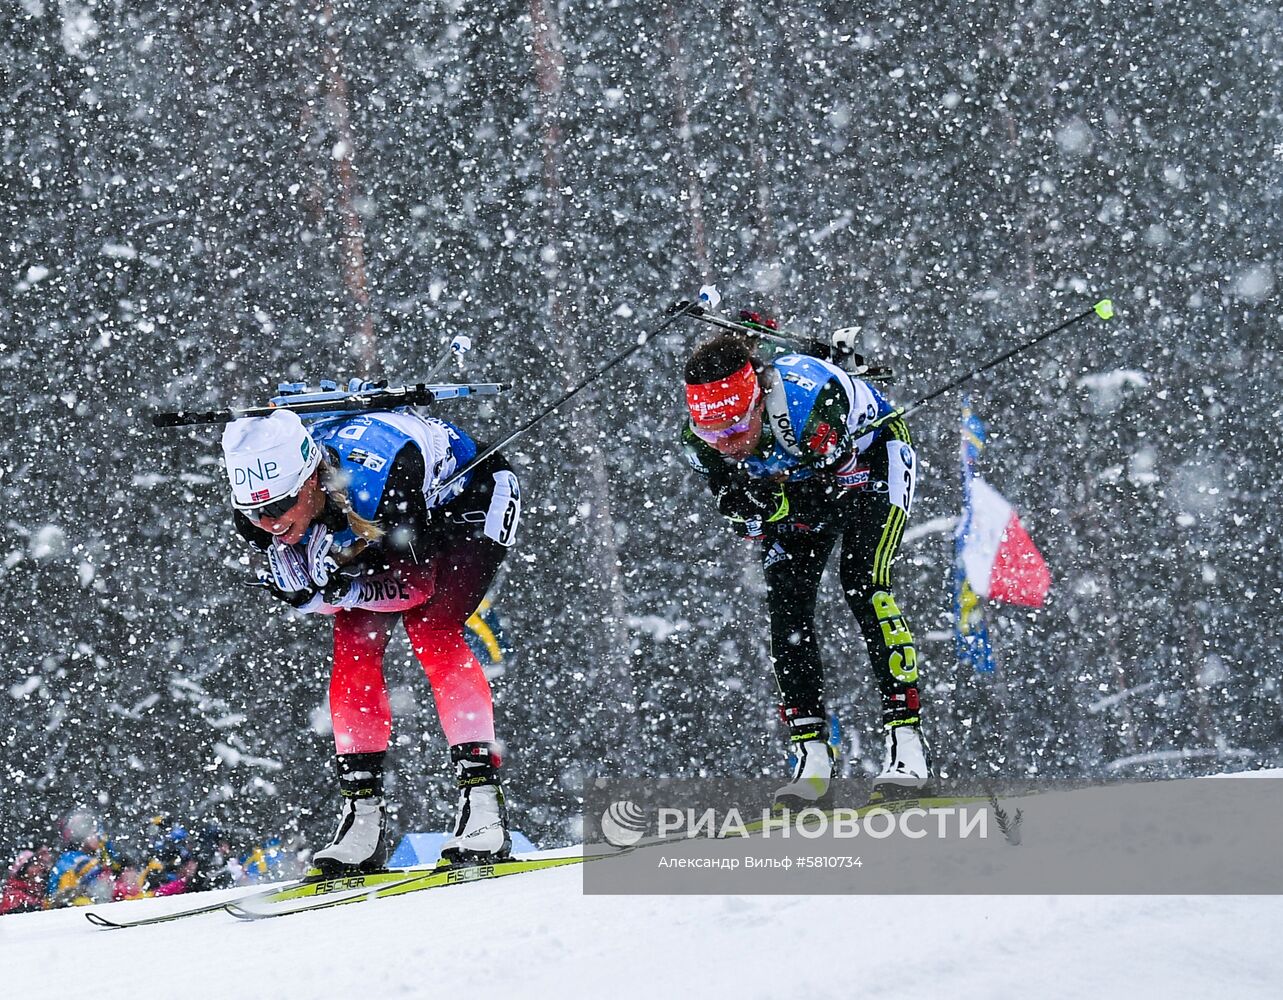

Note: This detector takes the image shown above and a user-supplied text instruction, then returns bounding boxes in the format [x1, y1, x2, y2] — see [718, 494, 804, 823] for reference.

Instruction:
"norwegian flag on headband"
[250, 489, 272, 504]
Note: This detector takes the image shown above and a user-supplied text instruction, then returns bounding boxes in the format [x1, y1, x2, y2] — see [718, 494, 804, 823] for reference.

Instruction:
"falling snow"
[1, 1, 1280, 876]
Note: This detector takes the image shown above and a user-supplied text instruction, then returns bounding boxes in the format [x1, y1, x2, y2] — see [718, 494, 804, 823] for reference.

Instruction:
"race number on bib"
[887, 441, 917, 515]
[484, 470, 521, 547]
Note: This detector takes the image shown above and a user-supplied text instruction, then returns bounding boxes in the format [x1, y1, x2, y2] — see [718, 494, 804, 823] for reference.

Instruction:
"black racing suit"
[682, 361, 922, 730]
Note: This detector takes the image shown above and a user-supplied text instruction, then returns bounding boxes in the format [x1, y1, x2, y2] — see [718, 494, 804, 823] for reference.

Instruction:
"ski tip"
[84, 911, 118, 929]
[1093, 298, 1114, 320]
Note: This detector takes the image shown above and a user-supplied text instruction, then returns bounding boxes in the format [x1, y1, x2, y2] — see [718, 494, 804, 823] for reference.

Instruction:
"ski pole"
[426, 297, 705, 501]
[422, 335, 472, 382]
[872, 298, 1114, 428]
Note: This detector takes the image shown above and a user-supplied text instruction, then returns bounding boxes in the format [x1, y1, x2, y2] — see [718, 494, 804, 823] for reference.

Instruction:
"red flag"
[961, 477, 1050, 607]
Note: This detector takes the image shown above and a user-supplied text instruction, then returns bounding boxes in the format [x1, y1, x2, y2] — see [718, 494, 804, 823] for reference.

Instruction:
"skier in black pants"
[682, 332, 931, 805]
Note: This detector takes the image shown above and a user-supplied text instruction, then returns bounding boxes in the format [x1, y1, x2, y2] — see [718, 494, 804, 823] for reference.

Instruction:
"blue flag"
[954, 396, 997, 674]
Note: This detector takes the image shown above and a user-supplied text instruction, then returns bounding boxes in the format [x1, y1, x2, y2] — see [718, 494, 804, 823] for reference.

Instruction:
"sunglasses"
[243, 490, 303, 523]
[689, 390, 760, 443]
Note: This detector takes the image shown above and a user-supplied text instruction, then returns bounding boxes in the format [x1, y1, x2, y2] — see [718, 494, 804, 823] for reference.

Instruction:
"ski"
[84, 865, 442, 929]
[151, 379, 507, 428]
[225, 855, 589, 921]
[85, 896, 244, 929]
[85, 798, 1005, 929]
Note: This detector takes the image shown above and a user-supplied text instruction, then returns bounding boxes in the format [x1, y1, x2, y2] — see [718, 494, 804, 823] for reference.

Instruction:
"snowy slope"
[4, 775, 1282, 1000]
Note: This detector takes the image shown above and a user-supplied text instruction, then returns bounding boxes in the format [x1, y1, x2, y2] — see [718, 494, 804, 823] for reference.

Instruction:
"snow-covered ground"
[5, 774, 1283, 999]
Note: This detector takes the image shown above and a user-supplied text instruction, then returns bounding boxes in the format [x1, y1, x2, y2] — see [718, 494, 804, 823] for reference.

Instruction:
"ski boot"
[441, 741, 512, 865]
[772, 708, 836, 811]
[309, 751, 388, 878]
[869, 723, 933, 803]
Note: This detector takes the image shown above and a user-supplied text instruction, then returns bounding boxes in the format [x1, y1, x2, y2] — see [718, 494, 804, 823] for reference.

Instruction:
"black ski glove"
[252, 574, 325, 612]
[715, 478, 788, 523]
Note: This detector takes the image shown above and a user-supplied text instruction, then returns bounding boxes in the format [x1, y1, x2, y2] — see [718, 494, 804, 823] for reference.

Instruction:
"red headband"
[685, 361, 758, 426]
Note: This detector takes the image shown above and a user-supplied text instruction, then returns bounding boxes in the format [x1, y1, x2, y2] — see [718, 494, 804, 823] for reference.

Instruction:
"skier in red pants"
[221, 406, 521, 874]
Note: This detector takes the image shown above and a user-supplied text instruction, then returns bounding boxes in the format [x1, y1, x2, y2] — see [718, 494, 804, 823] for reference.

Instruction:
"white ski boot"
[310, 752, 388, 877]
[871, 723, 932, 800]
[441, 741, 512, 864]
[772, 711, 836, 810]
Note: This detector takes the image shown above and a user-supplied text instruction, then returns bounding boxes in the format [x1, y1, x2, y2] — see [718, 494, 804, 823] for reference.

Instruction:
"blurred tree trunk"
[317, 1, 376, 370]
[991, 21, 1039, 290]
[730, 1, 779, 310]
[530, 0, 641, 764]
[664, 4, 709, 279]
[1100, 574, 1140, 758]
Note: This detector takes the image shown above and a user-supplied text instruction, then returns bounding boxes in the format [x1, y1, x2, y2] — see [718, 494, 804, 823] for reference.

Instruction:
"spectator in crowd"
[241, 836, 286, 884]
[147, 825, 199, 896]
[1, 847, 53, 914]
[2, 813, 307, 915]
[48, 807, 115, 907]
[187, 824, 238, 893]
[111, 853, 148, 902]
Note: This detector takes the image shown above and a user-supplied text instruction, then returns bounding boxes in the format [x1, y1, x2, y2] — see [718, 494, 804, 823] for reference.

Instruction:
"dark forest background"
[2, 0, 1280, 855]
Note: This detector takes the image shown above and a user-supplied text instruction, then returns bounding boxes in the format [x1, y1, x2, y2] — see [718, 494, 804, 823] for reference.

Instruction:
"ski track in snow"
[4, 877, 1283, 997]
[5, 774, 1283, 998]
